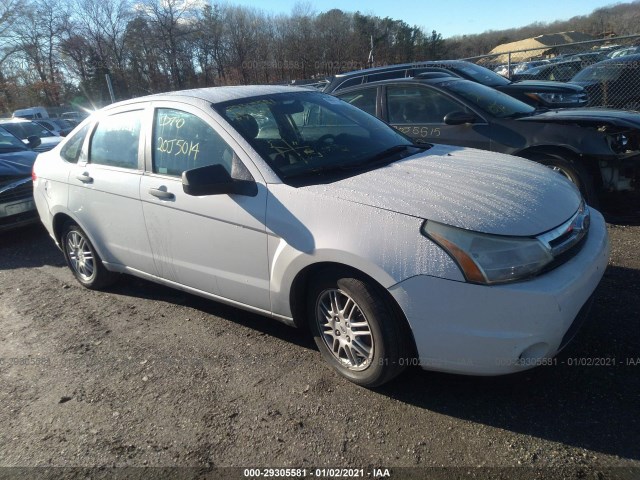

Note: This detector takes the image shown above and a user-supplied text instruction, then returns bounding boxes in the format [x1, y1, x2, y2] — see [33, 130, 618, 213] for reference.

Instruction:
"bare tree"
[12, 0, 69, 105]
[139, 0, 199, 90]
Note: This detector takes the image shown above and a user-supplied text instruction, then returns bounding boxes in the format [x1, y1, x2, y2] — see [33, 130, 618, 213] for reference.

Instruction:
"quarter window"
[60, 124, 90, 163]
[152, 108, 234, 177]
[89, 111, 141, 169]
[336, 88, 378, 116]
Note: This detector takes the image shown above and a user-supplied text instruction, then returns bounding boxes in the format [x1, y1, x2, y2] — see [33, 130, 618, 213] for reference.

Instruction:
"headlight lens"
[423, 221, 554, 285]
[526, 92, 583, 105]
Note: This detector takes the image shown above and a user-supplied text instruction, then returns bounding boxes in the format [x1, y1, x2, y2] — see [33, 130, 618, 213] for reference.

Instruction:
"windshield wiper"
[346, 144, 429, 170]
[285, 144, 427, 179]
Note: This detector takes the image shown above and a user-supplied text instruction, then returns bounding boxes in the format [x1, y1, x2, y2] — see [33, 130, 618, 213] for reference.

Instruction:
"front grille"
[537, 201, 590, 272]
[0, 178, 33, 203]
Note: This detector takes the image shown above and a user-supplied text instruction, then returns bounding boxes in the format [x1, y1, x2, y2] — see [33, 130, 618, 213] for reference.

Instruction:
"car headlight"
[526, 92, 584, 105]
[422, 221, 553, 285]
[609, 132, 629, 153]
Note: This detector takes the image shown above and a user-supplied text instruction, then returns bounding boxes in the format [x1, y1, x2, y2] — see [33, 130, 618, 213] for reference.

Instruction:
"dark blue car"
[0, 126, 40, 231]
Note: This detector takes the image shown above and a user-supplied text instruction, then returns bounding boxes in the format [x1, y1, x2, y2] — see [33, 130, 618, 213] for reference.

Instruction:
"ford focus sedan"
[32, 86, 609, 387]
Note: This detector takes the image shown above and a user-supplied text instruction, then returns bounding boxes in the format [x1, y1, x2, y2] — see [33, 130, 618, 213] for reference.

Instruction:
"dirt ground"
[0, 222, 638, 480]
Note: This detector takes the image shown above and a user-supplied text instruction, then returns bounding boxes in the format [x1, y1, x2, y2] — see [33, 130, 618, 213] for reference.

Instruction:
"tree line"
[0, 0, 446, 113]
[0, 0, 639, 114]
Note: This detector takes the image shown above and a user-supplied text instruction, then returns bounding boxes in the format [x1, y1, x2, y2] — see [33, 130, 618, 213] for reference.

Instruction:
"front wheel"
[308, 272, 409, 387]
[61, 223, 118, 289]
[526, 154, 598, 207]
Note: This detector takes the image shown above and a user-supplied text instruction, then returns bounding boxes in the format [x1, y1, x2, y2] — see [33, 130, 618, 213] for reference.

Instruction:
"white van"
[12, 107, 49, 120]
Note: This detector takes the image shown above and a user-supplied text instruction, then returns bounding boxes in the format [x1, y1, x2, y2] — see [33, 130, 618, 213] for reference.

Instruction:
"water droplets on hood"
[302, 144, 581, 237]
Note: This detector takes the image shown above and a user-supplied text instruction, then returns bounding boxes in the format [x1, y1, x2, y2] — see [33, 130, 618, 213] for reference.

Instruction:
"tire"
[61, 223, 118, 289]
[526, 153, 599, 207]
[308, 271, 409, 387]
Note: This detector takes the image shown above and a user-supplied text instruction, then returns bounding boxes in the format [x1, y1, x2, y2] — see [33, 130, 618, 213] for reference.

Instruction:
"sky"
[228, 0, 619, 38]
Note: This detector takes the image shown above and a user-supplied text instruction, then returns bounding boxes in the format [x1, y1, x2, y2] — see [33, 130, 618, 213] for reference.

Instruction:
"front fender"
[266, 184, 464, 318]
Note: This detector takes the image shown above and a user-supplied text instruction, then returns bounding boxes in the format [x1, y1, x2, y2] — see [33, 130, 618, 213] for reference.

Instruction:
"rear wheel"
[308, 271, 409, 387]
[61, 223, 118, 289]
[526, 153, 598, 206]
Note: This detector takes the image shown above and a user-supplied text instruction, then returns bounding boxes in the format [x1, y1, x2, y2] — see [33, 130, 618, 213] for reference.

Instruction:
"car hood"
[518, 108, 640, 128]
[302, 144, 581, 237]
[0, 150, 38, 177]
[505, 80, 585, 93]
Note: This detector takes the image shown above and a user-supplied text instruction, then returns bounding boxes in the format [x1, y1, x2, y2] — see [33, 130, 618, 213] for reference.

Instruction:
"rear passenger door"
[139, 103, 270, 311]
[68, 106, 156, 274]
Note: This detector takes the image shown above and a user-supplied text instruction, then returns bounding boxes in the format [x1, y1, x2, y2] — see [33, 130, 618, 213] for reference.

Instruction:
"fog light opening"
[518, 342, 550, 362]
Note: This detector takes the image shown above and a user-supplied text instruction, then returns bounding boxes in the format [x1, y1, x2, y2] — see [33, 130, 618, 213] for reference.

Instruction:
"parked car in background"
[0, 126, 40, 231]
[512, 60, 550, 75]
[493, 64, 520, 77]
[12, 106, 49, 120]
[565, 52, 609, 66]
[324, 60, 588, 108]
[32, 86, 608, 387]
[571, 54, 640, 110]
[61, 111, 90, 127]
[0, 119, 63, 152]
[511, 60, 584, 82]
[608, 45, 640, 59]
[35, 118, 74, 137]
[334, 76, 640, 206]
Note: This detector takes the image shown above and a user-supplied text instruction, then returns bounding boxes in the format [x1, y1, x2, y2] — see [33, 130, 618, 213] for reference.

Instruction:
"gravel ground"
[0, 222, 638, 480]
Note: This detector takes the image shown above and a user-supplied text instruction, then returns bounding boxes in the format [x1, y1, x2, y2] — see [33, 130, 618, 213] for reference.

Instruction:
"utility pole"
[368, 35, 374, 68]
[105, 74, 116, 103]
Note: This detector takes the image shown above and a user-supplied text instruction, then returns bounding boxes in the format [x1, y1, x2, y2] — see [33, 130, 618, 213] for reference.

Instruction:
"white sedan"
[32, 86, 609, 387]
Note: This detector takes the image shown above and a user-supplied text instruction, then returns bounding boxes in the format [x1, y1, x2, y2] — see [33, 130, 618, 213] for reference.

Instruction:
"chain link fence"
[462, 34, 640, 109]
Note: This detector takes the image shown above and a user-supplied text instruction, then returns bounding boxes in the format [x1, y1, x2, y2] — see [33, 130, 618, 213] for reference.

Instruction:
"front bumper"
[0, 179, 38, 232]
[389, 208, 609, 375]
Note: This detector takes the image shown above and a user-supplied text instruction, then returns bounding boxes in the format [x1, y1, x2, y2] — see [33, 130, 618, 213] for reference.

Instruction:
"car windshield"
[442, 79, 536, 118]
[452, 62, 511, 87]
[0, 127, 28, 152]
[215, 91, 421, 182]
[572, 64, 624, 82]
[2, 121, 56, 139]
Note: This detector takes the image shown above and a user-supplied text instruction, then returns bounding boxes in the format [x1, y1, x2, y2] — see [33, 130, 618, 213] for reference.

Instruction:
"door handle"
[148, 187, 175, 200]
[76, 172, 93, 183]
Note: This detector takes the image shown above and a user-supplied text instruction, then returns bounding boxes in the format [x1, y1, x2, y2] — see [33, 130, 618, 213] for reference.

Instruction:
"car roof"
[335, 76, 464, 91]
[105, 85, 307, 111]
[331, 60, 463, 78]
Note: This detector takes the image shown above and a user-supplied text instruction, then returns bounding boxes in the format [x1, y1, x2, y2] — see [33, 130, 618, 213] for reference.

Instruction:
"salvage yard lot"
[0, 223, 639, 477]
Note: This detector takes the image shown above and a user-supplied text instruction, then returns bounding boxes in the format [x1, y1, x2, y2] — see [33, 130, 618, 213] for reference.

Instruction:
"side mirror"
[182, 163, 257, 197]
[27, 135, 41, 149]
[443, 111, 477, 125]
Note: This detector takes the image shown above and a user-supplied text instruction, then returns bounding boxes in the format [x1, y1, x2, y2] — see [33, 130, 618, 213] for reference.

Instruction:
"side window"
[60, 124, 90, 163]
[336, 88, 378, 116]
[89, 111, 141, 169]
[387, 86, 465, 124]
[153, 108, 234, 177]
